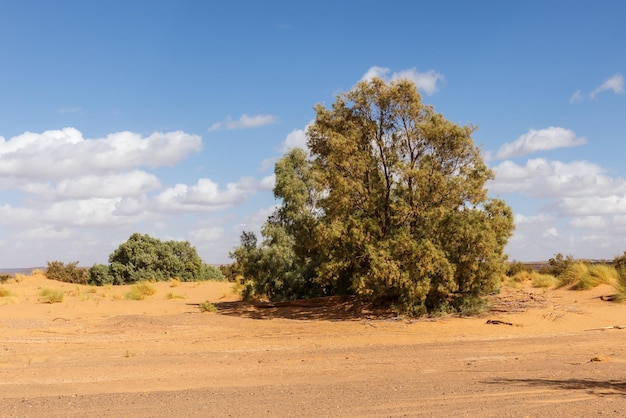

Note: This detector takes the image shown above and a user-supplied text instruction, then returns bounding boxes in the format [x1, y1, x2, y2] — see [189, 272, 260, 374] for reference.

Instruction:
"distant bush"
[46, 261, 88, 284]
[88, 233, 225, 286]
[539, 253, 575, 277]
[0, 287, 14, 297]
[506, 260, 531, 277]
[0, 274, 12, 283]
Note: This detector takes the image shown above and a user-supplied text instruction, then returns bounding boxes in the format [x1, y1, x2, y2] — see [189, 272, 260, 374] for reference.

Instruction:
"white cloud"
[569, 90, 583, 103]
[493, 127, 586, 160]
[361, 66, 445, 95]
[281, 127, 308, 152]
[570, 216, 607, 229]
[590, 73, 624, 99]
[21, 170, 161, 199]
[0, 128, 202, 181]
[491, 158, 626, 199]
[155, 176, 271, 213]
[208, 114, 278, 132]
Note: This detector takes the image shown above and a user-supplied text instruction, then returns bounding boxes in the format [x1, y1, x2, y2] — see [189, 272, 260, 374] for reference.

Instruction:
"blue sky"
[0, 1, 625, 267]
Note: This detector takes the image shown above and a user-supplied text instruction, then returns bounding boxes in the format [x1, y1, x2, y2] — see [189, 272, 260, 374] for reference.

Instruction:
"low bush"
[46, 261, 88, 284]
[530, 272, 559, 289]
[39, 288, 65, 303]
[0, 287, 14, 297]
[125, 281, 157, 300]
[198, 301, 217, 313]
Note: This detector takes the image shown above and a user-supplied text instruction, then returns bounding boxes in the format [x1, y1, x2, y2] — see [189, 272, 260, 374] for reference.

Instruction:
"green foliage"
[232, 78, 515, 315]
[88, 233, 223, 285]
[506, 260, 531, 277]
[39, 288, 65, 303]
[539, 253, 575, 277]
[46, 261, 88, 284]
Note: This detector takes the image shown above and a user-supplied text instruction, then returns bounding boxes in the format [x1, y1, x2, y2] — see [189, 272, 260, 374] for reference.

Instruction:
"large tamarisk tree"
[232, 78, 514, 315]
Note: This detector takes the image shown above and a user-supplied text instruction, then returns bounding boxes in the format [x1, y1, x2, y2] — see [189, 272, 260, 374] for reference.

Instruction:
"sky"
[0, 1, 625, 267]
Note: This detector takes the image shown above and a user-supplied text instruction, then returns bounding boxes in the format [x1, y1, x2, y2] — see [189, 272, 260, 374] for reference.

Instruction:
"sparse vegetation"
[0, 287, 15, 297]
[166, 292, 185, 300]
[0, 274, 13, 283]
[198, 301, 217, 313]
[46, 261, 88, 284]
[530, 272, 559, 289]
[125, 281, 157, 300]
[39, 288, 65, 303]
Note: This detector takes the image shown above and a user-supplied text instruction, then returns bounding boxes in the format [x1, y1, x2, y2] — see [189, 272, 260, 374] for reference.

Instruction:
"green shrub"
[540, 253, 575, 277]
[506, 260, 531, 277]
[46, 261, 88, 284]
[39, 288, 65, 303]
[88, 233, 222, 285]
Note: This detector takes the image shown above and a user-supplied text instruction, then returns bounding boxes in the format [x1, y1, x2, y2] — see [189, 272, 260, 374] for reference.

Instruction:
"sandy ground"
[1, 274, 626, 417]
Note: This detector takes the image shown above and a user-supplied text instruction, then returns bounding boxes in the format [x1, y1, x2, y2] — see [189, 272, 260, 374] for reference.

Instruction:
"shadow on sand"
[486, 377, 626, 397]
[211, 296, 392, 321]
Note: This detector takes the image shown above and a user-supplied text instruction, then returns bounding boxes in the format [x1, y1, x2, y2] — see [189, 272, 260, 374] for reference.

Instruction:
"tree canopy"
[231, 78, 514, 315]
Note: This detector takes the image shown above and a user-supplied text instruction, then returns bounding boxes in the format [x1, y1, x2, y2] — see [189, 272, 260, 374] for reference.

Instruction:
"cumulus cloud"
[490, 158, 626, 199]
[493, 127, 586, 160]
[155, 175, 272, 213]
[0, 128, 202, 181]
[361, 66, 445, 95]
[22, 170, 161, 199]
[590, 73, 624, 99]
[208, 114, 278, 132]
[281, 127, 308, 153]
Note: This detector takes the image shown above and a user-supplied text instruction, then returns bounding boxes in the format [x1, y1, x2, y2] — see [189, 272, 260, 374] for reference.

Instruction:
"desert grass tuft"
[530, 271, 559, 289]
[198, 301, 218, 313]
[0, 287, 15, 298]
[557, 262, 588, 288]
[125, 281, 157, 300]
[169, 278, 180, 288]
[39, 288, 65, 304]
[166, 292, 185, 300]
[31, 268, 45, 276]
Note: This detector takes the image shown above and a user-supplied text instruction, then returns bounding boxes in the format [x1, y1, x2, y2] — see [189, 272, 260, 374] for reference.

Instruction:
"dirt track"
[1, 276, 626, 417]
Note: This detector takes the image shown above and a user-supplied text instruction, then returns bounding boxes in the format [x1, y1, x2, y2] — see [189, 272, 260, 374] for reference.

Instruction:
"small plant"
[125, 281, 157, 300]
[530, 272, 559, 289]
[198, 301, 218, 313]
[166, 292, 185, 300]
[39, 288, 65, 304]
[0, 274, 12, 283]
[0, 287, 14, 298]
[169, 278, 180, 288]
[31, 268, 45, 276]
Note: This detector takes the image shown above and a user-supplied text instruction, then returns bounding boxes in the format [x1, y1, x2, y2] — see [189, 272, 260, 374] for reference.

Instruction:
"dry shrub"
[39, 288, 65, 304]
[559, 262, 617, 290]
[125, 281, 157, 300]
[0, 287, 14, 297]
[530, 272, 559, 289]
